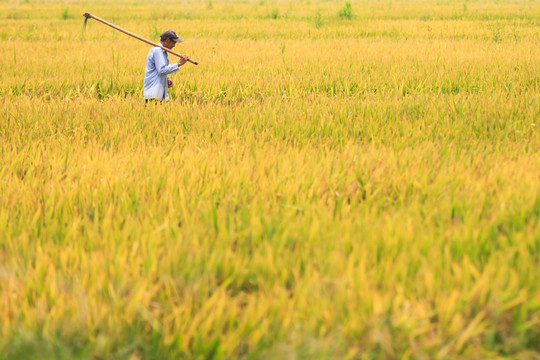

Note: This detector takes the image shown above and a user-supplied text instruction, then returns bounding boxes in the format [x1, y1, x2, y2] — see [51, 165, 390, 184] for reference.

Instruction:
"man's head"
[160, 30, 183, 49]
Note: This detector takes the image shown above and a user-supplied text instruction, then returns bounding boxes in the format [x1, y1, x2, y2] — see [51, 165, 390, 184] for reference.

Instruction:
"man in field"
[143, 30, 189, 102]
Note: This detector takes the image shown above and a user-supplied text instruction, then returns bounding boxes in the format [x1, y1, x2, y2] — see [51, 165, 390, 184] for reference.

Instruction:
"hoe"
[83, 12, 198, 65]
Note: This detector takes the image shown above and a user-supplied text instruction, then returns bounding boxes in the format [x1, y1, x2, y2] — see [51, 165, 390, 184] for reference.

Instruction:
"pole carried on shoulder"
[83, 12, 198, 65]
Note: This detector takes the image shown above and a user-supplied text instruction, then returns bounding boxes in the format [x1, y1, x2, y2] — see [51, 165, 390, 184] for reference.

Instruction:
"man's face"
[162, 38, 176, 49]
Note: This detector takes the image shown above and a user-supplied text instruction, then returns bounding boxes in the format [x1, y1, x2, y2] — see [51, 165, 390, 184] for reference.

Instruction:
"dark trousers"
[146, 92, 166, 104]
[145, 99, 165, 105]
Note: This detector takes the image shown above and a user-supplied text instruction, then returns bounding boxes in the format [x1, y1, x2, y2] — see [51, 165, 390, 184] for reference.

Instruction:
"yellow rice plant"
[0, 0, 538, 358]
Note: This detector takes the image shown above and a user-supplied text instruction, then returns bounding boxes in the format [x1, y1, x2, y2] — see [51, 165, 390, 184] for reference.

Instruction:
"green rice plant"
[490, 22, 504, 43]
[313, 9, 323, 29]
[61, 8, 70, 20]
[512, 22, 521, 43]
[338, 2, 354, 20]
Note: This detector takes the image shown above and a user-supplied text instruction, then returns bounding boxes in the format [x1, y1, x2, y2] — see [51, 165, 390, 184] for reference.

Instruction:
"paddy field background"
[0, 0, 539, 358]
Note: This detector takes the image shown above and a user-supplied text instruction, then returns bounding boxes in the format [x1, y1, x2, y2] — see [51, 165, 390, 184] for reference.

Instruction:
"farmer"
[143, 30, 189, 102]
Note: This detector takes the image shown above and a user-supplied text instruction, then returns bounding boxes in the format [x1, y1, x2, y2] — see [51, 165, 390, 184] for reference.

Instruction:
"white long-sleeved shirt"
[143, 45, 179, 101]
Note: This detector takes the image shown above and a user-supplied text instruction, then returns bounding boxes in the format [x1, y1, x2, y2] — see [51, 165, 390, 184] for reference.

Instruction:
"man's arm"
[177, 55, 189, 66]
[154, 48, 180, 76]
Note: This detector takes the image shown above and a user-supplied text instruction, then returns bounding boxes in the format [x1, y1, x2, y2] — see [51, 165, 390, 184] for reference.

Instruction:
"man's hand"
[177, 54, 189, 66]
[168, 79, 173, 88]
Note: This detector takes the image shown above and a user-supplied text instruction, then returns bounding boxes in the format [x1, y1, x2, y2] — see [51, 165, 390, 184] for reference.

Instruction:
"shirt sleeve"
[154, 49, 179, 75]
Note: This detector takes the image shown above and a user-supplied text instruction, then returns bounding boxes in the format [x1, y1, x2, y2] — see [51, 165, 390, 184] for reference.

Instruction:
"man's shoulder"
[149, 46, 163, 54]
[149, 46, 168, 57]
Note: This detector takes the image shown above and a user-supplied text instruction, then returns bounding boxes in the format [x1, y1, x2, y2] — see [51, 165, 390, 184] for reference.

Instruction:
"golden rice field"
[0, 0, 539, 358]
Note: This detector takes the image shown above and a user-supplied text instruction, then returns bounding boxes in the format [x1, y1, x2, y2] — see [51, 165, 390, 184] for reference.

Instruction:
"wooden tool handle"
[83, 12, 198, 65]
